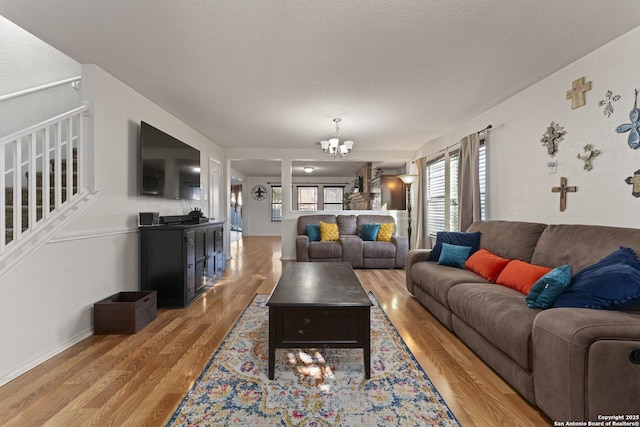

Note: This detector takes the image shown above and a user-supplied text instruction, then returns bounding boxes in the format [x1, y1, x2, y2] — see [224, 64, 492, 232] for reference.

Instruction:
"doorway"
[230, 183, 242, 243]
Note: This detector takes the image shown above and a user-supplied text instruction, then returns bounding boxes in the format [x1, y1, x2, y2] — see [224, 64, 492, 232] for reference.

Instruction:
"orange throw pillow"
[464, 248, 511, 282]
[495, 260, 553, 295]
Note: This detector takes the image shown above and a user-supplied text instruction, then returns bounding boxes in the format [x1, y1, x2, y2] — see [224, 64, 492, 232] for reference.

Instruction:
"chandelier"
[320, 118, 354, 158]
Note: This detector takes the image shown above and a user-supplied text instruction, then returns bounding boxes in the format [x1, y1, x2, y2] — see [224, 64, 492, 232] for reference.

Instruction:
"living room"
[1, 2, 640, 425]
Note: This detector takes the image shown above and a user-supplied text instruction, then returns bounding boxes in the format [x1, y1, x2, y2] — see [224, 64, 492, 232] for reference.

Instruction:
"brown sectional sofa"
[405, 220, 640, 422]
[296, 214, 408, 268]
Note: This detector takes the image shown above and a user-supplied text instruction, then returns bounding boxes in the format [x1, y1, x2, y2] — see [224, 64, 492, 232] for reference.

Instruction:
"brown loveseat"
[405, 220, 640, 422]
[296, 214, 408, 268]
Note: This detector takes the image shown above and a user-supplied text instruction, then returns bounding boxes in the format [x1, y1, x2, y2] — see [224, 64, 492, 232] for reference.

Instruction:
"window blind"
[449, 151, 459, 232]
[479, 143, 486, 220]
[427, 157, 445, 236]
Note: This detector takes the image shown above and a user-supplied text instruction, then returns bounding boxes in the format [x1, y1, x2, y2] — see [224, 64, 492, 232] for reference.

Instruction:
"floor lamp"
[398, 174, 418, 250]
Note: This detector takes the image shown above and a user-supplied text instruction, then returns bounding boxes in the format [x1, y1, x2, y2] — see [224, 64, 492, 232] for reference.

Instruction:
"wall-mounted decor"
[566, 77, 592, 109]
[251, 184, 268, 201]
[577, 144, 601, 171]
[625, 169, 640, 198]
[551, 177, 577, 211]
[615, 89, 640, 149]
[540, 121, 566, 156]
[598, 90, 621, 117]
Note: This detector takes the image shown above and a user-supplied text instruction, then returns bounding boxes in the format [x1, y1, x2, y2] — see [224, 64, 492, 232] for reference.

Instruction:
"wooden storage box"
[94, 291, 157, 334]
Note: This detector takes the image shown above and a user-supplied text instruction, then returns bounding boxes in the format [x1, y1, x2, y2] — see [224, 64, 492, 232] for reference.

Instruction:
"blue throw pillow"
[437, 242, 472, 269]
[360, 223, 381, 241]
[552, 263, 640, 310]
[305, 224, 321, 242]
[429, 231, 481, 262]
[526, 265, 572, 309]
[552, 246, 639, 309]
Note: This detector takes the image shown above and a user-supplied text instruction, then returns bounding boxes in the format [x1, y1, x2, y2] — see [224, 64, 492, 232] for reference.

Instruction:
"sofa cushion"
[437, 242, 472, 269]
[363, 241, 396, 258]
[449, 282, 540, 371]
[297, 215, 337, 235]
[467, 220, 547, 262]
[526, 265, 572, 309]
[376, 223, 395, 242]
[531, 224, 640, 275]
[308, 241, 342, 259]
[320, 222, 340, 241]
[305, 224, 321, 242]
[573, 246, 640, 271]
[464, 249, 511, 282]
[429, 231, 481, 261]
[337, 215, 357, 235]
[410, 261, 488, 309]
[495, 260, 552, 295]
[357, 215, 395, 234]
[360, 223, 380, 241]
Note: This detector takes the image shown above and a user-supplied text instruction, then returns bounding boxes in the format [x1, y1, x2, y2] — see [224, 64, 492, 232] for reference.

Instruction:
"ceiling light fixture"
[320, 118, 354, 159]
[303, 166, 314, 173]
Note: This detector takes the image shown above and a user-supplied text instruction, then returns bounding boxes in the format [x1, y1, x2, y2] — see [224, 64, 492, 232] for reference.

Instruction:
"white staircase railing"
[1, 104, 88, 255]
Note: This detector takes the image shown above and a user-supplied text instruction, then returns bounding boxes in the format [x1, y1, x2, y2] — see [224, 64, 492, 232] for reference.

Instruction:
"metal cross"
[551, 177, 577, 211]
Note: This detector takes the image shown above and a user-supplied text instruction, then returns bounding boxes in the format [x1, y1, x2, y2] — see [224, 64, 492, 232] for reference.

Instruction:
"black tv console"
[139, 221, 225, 308]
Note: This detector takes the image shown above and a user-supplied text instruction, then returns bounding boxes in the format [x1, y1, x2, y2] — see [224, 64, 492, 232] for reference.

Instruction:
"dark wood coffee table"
[266, 262, 373, 380]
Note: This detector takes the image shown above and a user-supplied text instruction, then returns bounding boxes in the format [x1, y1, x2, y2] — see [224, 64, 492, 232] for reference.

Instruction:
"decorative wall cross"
[625, 169, 640, 198]
[566, 77, 592, 109]
[551, 177, 577, 211]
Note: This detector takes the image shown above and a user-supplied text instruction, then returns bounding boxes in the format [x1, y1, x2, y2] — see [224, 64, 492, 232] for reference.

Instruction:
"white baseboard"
[0, 328, 93, 387]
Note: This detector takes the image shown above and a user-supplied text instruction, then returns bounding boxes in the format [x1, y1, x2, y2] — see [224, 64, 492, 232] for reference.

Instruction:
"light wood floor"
[0, 237, 550, 426]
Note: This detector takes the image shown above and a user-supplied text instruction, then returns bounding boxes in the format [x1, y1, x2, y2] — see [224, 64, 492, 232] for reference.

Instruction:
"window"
[271, 185, 282, 221]
[479, 143, 486, 220]
[426, 143, 486, 236]
[426, 156, 446, 236]
[323, 186, 344, 210]
[297, 186, 318, 211]
[449, 151, 459, 232]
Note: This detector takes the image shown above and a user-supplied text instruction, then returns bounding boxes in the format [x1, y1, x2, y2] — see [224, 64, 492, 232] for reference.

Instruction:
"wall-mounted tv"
[140, 121, 201, 200]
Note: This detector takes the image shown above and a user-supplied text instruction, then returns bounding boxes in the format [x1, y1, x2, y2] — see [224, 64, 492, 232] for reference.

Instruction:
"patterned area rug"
[167, 293, 459, 426]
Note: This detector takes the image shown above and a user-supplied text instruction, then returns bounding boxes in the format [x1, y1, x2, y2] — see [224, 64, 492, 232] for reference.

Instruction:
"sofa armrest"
[532, 308, 640, 421]
[296, 235, 310, 262]
[391, 235, 408, 268]
[405, 249, 433, 294]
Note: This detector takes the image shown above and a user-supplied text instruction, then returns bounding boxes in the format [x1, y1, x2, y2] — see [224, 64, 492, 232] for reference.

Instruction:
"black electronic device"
[188, 207, 204, 217]
[140, 121, 201, 201]
[139, 212, 159, 226]
[159, 215, 193, 225]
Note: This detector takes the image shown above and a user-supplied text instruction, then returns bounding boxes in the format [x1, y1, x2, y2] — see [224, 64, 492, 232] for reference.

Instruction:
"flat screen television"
[140, 121, 201, 200]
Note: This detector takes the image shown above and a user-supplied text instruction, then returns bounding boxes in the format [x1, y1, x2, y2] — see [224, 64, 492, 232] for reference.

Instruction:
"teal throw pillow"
[360, 223, 381, 241]
[429, 231, 481, 261]
[305, 224, 321, 242]
[526, 265, 572, 309]
[437, 242, 472, 269]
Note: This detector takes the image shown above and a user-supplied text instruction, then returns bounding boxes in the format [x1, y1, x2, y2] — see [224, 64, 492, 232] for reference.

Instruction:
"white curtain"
[414, 157, 431, 249]
[458, 132, 481, 232]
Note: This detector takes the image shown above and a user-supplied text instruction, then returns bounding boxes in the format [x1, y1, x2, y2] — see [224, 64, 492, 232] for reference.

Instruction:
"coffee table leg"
[364, 307, 371, 379]
[268, 307, 275, 380]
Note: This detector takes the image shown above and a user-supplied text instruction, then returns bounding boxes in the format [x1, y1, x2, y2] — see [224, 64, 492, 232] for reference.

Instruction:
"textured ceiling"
[2, 1, 640, 157]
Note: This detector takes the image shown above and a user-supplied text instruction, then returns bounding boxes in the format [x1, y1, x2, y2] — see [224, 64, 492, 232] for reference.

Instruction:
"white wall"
[0, 15, 81, 136]
[0, 63, 224, 385]
[417, 26, 640, 229]
[242, 175, 356, 237]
